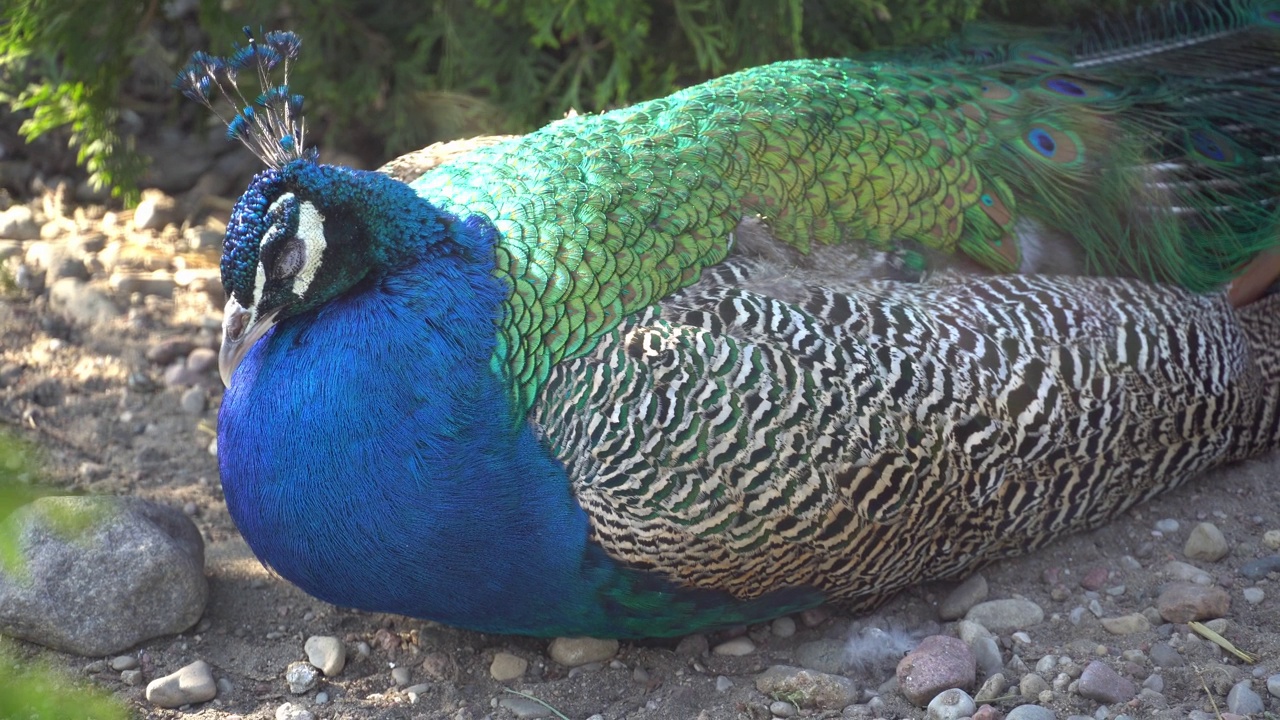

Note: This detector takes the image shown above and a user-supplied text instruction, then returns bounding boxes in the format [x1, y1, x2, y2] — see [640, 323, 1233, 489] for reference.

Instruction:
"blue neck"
[217, 215, 610, 634]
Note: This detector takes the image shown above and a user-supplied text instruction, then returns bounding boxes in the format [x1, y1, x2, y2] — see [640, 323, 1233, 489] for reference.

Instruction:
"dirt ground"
[1, 192, 1279, 720]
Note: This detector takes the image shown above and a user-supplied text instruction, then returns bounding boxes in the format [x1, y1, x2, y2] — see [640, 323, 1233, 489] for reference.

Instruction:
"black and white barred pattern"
[532, 258, 1275, 608]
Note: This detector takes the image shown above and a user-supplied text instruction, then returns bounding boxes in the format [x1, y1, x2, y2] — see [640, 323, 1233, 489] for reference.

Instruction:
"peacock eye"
[272, 236, 306, 280]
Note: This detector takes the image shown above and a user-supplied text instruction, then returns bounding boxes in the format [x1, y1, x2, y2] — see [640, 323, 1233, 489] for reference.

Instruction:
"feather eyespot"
[980, 194, 995, 207]
[1028, 129, 1057, 157]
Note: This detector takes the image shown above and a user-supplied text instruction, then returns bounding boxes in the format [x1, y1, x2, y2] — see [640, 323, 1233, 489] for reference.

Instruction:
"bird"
[179, 0, 1280, 638]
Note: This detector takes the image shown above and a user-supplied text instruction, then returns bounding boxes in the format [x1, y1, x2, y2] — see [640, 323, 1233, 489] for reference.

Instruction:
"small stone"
[1155, 518, 1180, 534]
[964, 598, 1045, 635]
[1163, 560, 1214, 585]
[1076, 661, 1136, 704]
[675, 634, 709, 657]
[1019, 672, 1049, 700]
[972, 705, 1002, 720]
[548, 637, 618, 667]
[1143, 673, 1165, 693]
[771, 616, 796, 638]
[147, 339, 198, 365]
[1080, 568, 1109, 591]
[187, 347, 219, 374]
[285, 662, 319, 694]
[133, 189, 178, 231]
[1149, 643, 1183, 668]
[755, 665, 858, 710]
[0, 205, 39, 240]
[120, 669, 143, 686]
[111, 655, 139, 671]
[304, 635, 346, 676]
[896, 635, 977, 706]
[1242, 587, 1265, 604]
[1100, 613, 1150, 635]
[971, 636, 1003, 678]
[109, 271, 176, 299]
[275, 701, 315, 720]
[1240, 555, 1280, 579]
[1157, 583, 1230, 623]
[1184, 522, 1229, 562]
[145, 660, 217, 708]
[769, 700, 798, 717]
[974, 672, 1007, 703]
[715, 675, 733, 692]
[490, 652, 528, 681]
[498, 695, 553, 719]
[419, 652, 457, 682]
[713, 636, 756, 656]
[1227, 680, 1264, 715]
[391, 666, 411, 686]
[799, 606, 830, 627]
[1263, 530, 1280, 551]
[0, 496, 206, 655]
[180, 387, 207, 414]
[940, 574, 989, 621]
[795, 639, 847, 673]
[1006, 705, 1056, 720]
[926, 688, 975, 720]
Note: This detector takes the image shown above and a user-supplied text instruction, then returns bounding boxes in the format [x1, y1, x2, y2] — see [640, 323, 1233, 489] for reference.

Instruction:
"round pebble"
[896, 635, 977, 706]
[146, 660, 217, 708]
[1262, 530, 1280, 551]
[755, 666, 858, 710]
[964, 598, 1045, 634]
[1184, 522, 1229, 561]
[490, 652, 528, 682]
[940, 574, 989, 620]
[120, 669, 143, 686]
[1157, 583, 1230, 623]
[179, 386, 206, 414]
[303, 635, 346, 677]
[1266, 674, 1280, 698]
[549, 637, 619, 667]
[713, 636, 756, 656]
[391, 666, 412, 686]
[1020, 673, 1050, 700]
[1100, 613, 1149, 635]
[1155, 518, 1180, 534]
[1149, 643, 1184, 667]
[715, 675, 733, 692]
[1227, 680, 1264, 715]
[1242, 587, 1265, 604]
[926, 688, 975, 720]
[1163, 560, 1213, 585]
[1240, 555, 1280, 579]
[769, 699, 798, 717]
[1077, 661, 1136, 704]
[771, 616, 796, 638]
[1006, 704, 1056, 720]
[285, 662, 319, 694]
[275, 702, 315, 720]
[111, 655, 139, 671]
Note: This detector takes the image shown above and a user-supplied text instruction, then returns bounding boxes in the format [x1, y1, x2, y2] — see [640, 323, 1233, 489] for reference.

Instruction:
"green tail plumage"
[400, 0, 1280, 412]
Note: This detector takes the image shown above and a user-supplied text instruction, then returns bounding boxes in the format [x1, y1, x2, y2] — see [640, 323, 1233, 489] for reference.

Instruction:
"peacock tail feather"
[406, 0, 1280, 414]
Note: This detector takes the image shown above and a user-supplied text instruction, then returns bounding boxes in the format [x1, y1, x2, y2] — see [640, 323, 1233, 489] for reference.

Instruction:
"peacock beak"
[219, 297, 279, 387]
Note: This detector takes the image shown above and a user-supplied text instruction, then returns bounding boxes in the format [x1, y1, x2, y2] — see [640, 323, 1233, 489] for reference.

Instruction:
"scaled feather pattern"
[187, 2, 1280, 637]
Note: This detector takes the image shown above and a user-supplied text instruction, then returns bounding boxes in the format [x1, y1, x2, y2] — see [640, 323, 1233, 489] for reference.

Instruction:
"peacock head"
[179, 29, 423, 385]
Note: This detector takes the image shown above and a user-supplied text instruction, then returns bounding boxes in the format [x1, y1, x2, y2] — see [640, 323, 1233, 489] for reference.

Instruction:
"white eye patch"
[289, 201, 327, 297]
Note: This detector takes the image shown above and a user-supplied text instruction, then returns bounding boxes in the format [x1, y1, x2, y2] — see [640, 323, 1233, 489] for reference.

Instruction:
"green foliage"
[0, 433, 128, 720]
[5, 0, 1148, 199]
[0, 0, 148, 204]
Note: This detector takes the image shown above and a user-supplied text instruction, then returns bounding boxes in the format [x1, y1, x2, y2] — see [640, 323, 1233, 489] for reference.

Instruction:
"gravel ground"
[1, 173, 1280, 720]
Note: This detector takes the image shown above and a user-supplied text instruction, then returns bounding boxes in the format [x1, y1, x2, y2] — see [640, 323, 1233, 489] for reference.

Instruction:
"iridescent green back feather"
[407, 0, 1280, 411]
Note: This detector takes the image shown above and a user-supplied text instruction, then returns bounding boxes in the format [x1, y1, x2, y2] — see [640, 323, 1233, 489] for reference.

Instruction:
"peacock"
[180, 0, 1280, 638]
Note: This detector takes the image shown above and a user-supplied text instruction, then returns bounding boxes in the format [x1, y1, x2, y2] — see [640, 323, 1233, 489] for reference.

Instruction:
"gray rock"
[0, 496, 207, 655]
[971, 636, 1003, 678]
[1076, 661, 1136, 704]
[120, 669, 143, 686]
[275, 702, 316, 720]
[489, 652, 527, 681]
[795, 639, 847, 673]
[285, 662, 320, 694]
[896, 635, 976, 706]
[964, 598, 1045, 634]
[147, 338, 198, 365]
[0, 205, 39, 240]
[1100, 613, 1150, 635]
[755, 665, 858, 710]
[1149, 642, 1183, 667]
[1242, 587, 1265, 604]
[391, 666, 411, 686]
[109, 271, 176, 299]
[145, 660, 217, 708]
[549, 637, 618, 666]
[1184, 522, 1229, 562]
[1162, 560, 1214, 585]
[1266, 673, 1280, 698]
[769, 700, 798, 717]
[498, 695, 553, 719]
[180, 387, 207, 415]
[187, 347, 219, 374]
[1006, 705, 1057, 720]
[940, 574, 989, 621]
[974, 672, 1007, 703]
[675, 634, 709, 657]
[1154, 518, 1180, 534]
[715, 675, 733, 692]
[1264, 530, 1280, 551]
[1020, 673, 1050, 700]
[771, 616, 796, 638]
[926, 688, 975, 720]
[48, 278, 121, 327]
[304, 635, 346, 676]
[1239, 555, 1280, 579]
[1157, 582, 1230, 623]
[1226, 680, 1264, 715]
[713, 636, 756, 656]
[111, 655, 139, 671]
